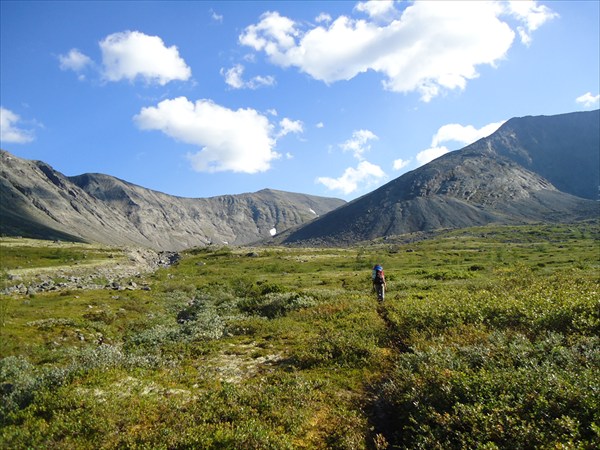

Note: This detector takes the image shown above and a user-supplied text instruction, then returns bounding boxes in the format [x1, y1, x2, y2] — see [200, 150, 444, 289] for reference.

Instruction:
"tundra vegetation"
[1, 221, 599, 449]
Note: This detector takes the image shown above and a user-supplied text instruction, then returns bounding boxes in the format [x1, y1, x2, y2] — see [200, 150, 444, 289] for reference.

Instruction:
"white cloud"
[210, 9, 223, 23]
[239, 11, 299, 58]
[58, 48, 93, 72]
[316, 122, 324, 128]
[315, 13, 332, 24]
[134, 97, 278, 173]
[416, 146, 450, 166]
[576, 92, 600, 108]
[0, 107, 35, 143]
[317, 160, 386, 195]
[278, 117, 303, 138]
[340, 129, 378, 160]
[221, 64, 275, 89]
[393, 158, 410, 171]
[507, 0, 559, 45]
[100, 31, 191, 85]
[221, 65, 244, 88]
[354, 0, 397, 21]
[250, 74, 275, 88]
[414, 120, 506, 167]
[240, 2, 556, 102]
[431, 121, 505, 147]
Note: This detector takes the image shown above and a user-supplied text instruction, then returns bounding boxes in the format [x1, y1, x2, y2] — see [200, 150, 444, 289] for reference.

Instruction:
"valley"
[2, 110, 598, 250]
[1, 221, 598, 448]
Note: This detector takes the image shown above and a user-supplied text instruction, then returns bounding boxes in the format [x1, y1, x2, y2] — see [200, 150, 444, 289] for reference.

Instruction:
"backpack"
[373, 266, 384, 284]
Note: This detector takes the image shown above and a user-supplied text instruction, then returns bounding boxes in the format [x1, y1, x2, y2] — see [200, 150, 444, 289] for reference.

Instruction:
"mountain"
[0, 150, 345, 250]
[467, 110, 599, 200]
[278, 110, 599, 246]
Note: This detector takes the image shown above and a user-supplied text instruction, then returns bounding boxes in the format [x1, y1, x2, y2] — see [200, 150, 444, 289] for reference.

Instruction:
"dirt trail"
[364, 300, 414, 449]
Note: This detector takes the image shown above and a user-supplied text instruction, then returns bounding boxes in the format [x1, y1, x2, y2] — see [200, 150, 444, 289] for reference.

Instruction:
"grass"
[1, 221, 599, 448]
[0, 238, 119, 271]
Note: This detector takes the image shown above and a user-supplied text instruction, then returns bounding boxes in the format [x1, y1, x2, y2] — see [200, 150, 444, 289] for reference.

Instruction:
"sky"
[1, 1, 599, 202]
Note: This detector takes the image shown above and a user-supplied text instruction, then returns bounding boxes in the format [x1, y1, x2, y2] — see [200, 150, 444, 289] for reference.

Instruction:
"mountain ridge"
[467, 110, 599, 200]
[2, 110, 598, 250]
[0, 150, 345, 250]
[276, 110, 599, 246]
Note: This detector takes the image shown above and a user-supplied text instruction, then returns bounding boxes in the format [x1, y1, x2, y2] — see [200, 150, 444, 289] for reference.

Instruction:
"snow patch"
[309, 208, 317, 215]
[269, 227, 277, 236]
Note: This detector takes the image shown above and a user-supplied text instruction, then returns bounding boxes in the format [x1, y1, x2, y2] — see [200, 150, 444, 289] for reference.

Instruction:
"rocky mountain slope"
[467, 110, 599, 200]
[0, 150, 345, 250]
[277, 110, 599, 246]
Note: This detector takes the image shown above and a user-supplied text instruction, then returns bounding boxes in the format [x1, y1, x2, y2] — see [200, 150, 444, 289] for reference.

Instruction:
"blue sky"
[1, 1, 599, 201]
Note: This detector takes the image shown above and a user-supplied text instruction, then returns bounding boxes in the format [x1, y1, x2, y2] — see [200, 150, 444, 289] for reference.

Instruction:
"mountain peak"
[277, 110, 599, 246]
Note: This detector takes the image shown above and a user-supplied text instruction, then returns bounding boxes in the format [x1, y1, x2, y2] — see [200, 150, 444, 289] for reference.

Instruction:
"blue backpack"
[373, 265, 384, 284]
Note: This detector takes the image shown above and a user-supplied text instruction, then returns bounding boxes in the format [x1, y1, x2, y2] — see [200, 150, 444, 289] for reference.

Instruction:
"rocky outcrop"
[2, 247, 180, 295]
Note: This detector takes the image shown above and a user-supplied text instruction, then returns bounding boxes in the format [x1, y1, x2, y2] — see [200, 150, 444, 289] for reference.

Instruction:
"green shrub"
[373, 332, 600, 449]
[0, 356, 39, 416]
[238, 292, 317, 319]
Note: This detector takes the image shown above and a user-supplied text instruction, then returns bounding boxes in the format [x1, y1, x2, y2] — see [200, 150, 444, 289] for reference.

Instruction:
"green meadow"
[1, 221, 599, 449]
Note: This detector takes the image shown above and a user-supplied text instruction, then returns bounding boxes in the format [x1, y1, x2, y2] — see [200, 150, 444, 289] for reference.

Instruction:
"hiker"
[372, 264, 386, 301]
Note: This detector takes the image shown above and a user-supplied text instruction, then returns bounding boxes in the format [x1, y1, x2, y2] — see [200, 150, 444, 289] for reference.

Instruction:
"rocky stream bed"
[2, 248, 180, 296]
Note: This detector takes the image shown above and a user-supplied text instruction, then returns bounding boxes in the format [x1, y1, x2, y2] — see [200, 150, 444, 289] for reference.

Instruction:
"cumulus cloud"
[340, 129, 378, 160]
[278, 117, 303, 138]
[416, 146, 450, 166]
[317, 129, 385, 194]
[0, 107, 35, 144]
[506, 0, 559, 45]
[59, 48, 93, 73]
[239, 11, 298, 58]
[100, 31, 191, 85]
[134, 97, 278, 173]
[240, 1, 556, 101]
[416, 120, 505, 166]
[354, 0, 398, 21]
[315, 13, 332, 24]
[221, 64, 275, 89]
[316, 160, 386, 195]
[393, 158, 411, 171]
[431, 121, 505, 147]
[576, 92, 600, 108]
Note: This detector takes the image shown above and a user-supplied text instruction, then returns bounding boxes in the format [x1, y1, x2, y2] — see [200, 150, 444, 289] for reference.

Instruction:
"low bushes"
[1, 222, 599, 448]
[373, 332, 600, 448]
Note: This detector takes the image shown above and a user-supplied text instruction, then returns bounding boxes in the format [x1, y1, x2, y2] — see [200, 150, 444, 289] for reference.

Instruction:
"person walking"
[372, 264, 386, 301]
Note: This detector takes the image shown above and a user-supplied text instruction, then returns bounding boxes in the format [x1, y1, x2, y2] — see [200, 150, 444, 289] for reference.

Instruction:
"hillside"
[278, 110, 599, 246]
[0, 150, 345, 250]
